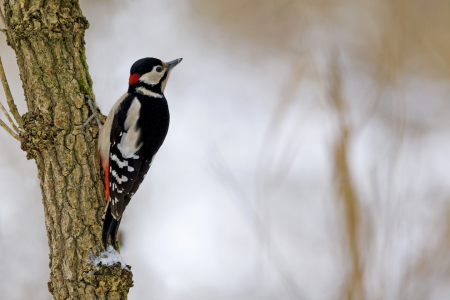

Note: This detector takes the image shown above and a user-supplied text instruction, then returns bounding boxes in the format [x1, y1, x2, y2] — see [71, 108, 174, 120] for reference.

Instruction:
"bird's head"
[128, 57, 182, 96]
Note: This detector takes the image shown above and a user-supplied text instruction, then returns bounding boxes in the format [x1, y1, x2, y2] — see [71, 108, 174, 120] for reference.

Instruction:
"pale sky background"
[1, 0, 450, 299]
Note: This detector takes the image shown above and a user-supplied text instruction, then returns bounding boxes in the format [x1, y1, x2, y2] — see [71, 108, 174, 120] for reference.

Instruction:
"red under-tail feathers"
[101, 155, 110, 200]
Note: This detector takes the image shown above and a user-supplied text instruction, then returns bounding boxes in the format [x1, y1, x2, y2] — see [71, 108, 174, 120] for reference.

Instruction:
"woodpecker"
[98, 57, 182, 248]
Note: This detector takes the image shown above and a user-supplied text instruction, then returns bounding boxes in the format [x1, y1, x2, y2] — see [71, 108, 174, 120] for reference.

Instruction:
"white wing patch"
[118, 98, 143, 159]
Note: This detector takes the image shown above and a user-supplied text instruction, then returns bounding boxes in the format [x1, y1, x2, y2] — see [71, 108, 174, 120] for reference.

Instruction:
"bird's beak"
[165, 58, 183, 70]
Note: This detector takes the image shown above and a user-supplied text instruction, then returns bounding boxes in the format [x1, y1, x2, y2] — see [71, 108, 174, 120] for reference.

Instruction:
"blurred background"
[1, 0, 450, 299]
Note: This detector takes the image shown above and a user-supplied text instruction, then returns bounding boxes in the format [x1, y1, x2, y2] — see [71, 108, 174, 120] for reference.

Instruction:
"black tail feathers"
[102, 203, 122, 249]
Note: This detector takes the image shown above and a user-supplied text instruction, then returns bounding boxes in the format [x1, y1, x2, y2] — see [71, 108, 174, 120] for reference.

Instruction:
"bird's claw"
[78, 94, 102, 130]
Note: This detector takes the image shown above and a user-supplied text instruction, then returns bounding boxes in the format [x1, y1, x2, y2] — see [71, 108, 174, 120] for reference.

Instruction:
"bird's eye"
[156, 66, 163, 72]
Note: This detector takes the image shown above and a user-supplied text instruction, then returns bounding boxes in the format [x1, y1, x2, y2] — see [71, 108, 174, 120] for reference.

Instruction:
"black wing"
[108, 98, 151, 219]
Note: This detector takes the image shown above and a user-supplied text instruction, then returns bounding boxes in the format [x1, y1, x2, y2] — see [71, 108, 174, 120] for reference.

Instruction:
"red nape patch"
[129, 73, 141, 85]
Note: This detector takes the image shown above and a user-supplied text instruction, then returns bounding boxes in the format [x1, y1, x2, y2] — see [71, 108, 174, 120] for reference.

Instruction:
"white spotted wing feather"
[108, 97, 145, 219]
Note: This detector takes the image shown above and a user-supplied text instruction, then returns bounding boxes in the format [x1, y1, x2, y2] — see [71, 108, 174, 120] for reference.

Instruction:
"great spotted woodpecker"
[98, 57, 182, 248]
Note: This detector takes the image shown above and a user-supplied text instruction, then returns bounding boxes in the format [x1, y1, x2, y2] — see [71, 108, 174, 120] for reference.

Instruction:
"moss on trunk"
[3, 1, 133, 299]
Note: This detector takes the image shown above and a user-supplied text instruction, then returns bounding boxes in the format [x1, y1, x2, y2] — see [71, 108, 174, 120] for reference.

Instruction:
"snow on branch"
[88, 246, 130, 270]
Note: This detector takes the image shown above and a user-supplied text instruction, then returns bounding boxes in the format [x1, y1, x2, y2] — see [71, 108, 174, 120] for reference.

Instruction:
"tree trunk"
[3, 1, 133, 299]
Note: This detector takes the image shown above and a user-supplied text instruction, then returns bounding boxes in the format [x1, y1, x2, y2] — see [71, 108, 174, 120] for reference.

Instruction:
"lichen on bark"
[81, 263, 134, 298]
[20, 111, 59, 159]
[3, 1, 133, 299]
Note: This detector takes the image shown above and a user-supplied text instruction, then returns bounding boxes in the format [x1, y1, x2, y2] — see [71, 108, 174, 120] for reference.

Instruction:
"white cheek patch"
[161, 71, 171, 92]
[139, 67, 164, 86]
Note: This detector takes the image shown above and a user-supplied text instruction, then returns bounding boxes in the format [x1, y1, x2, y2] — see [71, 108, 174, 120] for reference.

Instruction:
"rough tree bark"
[2, 1, 133, 299]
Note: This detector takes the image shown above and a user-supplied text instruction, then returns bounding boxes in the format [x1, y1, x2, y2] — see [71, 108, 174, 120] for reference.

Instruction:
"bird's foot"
[78, 95, 102, 130]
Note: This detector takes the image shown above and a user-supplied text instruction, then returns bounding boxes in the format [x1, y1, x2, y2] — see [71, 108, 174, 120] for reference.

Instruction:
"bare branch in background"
[328, 53, 365, 300]
[0, 56, 22, 130]
[0, 100, 17, 132]
[0, 6, 6, 29]
[0, 9, 20, 134]
[210, 143, 306, 300]
[0, 117, 18, 140]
